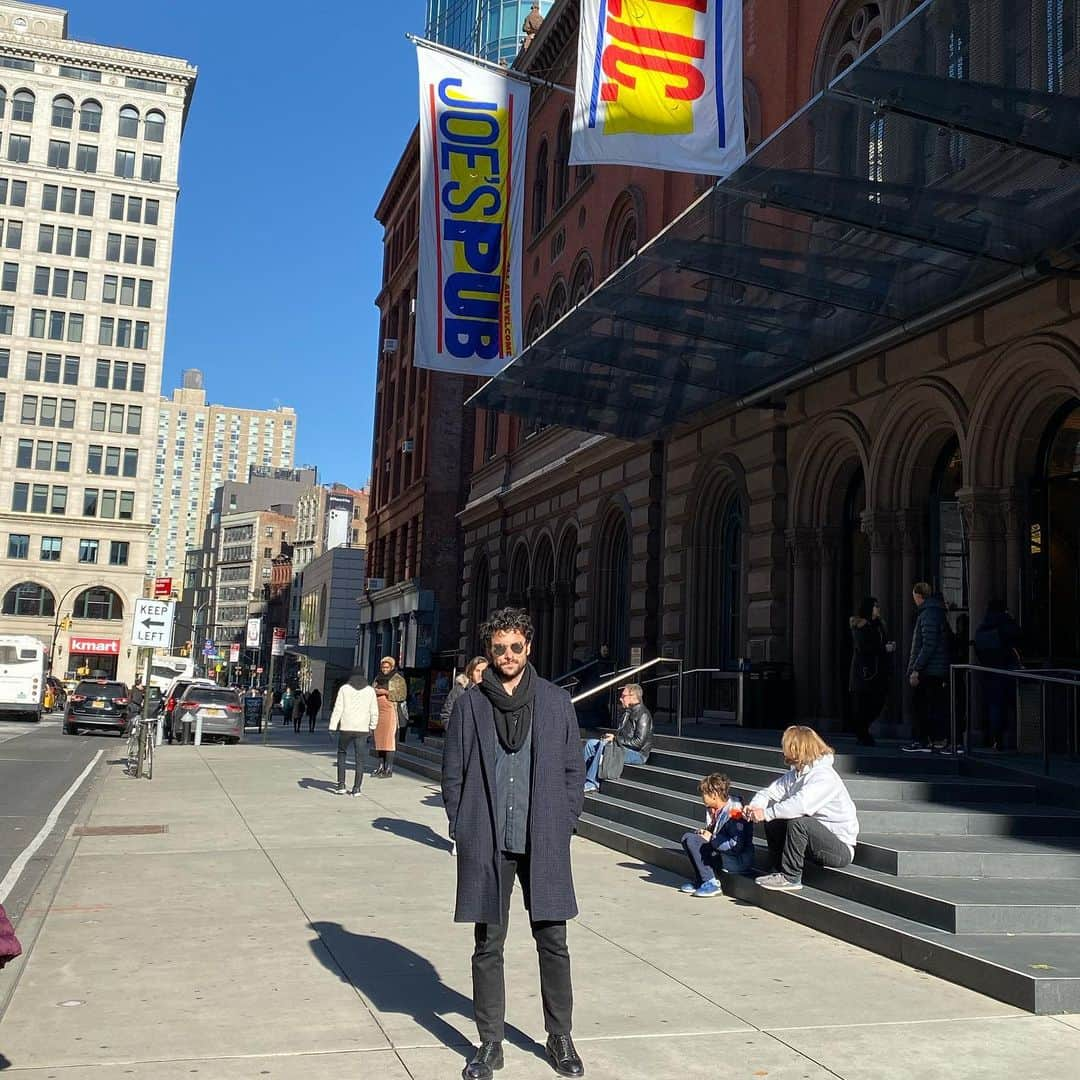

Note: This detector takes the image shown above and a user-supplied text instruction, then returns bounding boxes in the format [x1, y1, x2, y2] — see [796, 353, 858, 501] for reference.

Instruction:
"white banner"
[245, 617, 261, 649]
[572, 0, 744, 176]
[416, 43, 530, 375]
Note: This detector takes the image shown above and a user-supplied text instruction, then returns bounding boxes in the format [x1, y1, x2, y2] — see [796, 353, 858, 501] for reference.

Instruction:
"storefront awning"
[285, 644, 354, 667]
[468, 0, 1080, 439]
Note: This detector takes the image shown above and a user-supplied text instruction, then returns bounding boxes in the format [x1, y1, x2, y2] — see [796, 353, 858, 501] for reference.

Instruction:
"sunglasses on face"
[490, 642, 526, 657]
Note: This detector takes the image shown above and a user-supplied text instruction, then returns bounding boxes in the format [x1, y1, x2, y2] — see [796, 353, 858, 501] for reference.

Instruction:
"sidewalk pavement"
[2, 729, 1080, 1079]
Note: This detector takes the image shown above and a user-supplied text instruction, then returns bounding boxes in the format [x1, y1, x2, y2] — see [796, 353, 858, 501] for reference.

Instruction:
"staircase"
[394, 730, 1080, 1014]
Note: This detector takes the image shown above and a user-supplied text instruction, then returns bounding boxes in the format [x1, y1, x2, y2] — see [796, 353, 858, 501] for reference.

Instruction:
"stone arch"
[531, 533, 557, 677]
[468, 549, 492, 653]
[546, 276, 568, 327]
[592, 496, 632, 665]
[868, 378, 968, 510]
[554, 522, 580, 674]
[507, 540, 531, 608]
[791, 411, 871, 528]
[568, 250, 594, 305]
[602, 187, 647, 277]
[967, 335, 1080, 489]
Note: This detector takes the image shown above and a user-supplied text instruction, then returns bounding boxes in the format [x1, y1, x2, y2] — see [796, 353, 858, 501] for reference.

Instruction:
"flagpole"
[407, 33, 575, 97]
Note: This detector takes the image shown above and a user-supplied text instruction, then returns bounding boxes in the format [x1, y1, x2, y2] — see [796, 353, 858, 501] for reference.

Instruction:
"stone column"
[787, 527, 816, 718]
[817, 527, 841, 723]
[1000, 493, 1025, 618]
[861, 510, 897, 611]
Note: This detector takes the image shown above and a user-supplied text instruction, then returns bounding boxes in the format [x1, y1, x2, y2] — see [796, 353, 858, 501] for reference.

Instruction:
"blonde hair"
[781, 725, 834, 770]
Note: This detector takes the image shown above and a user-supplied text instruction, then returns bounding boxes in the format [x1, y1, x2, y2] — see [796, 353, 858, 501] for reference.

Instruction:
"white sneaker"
[333, 785, 346, 795]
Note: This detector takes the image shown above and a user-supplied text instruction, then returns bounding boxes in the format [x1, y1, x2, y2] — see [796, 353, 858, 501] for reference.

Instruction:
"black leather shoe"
[462, 1041, 503, 1080]
[546, 1034, 584, 1077]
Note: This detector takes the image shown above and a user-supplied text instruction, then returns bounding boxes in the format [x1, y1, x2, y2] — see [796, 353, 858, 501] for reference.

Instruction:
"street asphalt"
[0, 714, 109, 917]
[1, 727, 1080, 1078]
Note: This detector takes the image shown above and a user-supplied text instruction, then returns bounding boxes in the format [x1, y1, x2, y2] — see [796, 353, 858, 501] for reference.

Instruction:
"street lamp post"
[50, 582, 94, 676]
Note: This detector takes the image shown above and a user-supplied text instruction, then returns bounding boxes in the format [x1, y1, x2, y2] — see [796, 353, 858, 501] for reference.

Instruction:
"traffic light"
[60, 616, 72, 631]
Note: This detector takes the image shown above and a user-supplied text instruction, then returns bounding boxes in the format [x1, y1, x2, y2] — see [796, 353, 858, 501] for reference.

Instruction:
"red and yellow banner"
[572, 0, 744, 175]
[416, 44, 530, 375]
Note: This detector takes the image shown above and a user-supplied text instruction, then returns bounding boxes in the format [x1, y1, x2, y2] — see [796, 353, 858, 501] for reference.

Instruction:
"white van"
[0, 635, 46, 721]
[148, 654, 194, 690]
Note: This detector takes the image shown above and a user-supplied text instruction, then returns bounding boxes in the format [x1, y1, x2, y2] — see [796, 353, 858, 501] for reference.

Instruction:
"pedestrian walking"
[281, 686, 293, 727]
[327, 671, 379, 796]
[903, 583, 952, 753]
[373, 656, 407, 777]
[292, 688, 307, 734]
[440, 656, 487, 730]
[0, 902, 21, 971]
[442, 608, 586, 1080]
[306, 687, 322, 733]
[848, 597, 895, 746]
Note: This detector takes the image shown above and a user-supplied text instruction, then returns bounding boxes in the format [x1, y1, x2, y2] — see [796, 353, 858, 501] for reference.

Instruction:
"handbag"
[598, 740, 627, 781]
[0, 903, 22, 970]
[397, 700, 410, 729]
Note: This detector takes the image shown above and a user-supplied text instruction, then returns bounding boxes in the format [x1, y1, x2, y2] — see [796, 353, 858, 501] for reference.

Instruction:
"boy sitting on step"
[680, 773, 754, 897]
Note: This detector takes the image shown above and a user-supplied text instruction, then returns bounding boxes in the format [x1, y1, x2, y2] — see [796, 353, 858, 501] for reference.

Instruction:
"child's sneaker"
[756, 872, 802, 891]
[679, 881, 698, 894]
[692, 878, 723, 898]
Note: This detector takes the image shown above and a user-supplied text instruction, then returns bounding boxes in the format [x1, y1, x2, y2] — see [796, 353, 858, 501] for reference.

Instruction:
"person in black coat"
[306, 687, 322, 733]
[975, 598, 1022, 750]
[442, 608, 585, 1080]
[848, 597, 894, 746]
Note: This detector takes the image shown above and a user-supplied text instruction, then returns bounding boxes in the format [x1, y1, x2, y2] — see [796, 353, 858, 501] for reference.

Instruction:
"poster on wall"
[415, 41, 530, 375]
[572, 0, 745, 176]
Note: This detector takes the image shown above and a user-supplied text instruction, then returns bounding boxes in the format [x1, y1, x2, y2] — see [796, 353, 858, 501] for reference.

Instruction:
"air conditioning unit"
[365, 577, 386, 592]
[401, 439, 415, 454]
[383, 337, 398, 354]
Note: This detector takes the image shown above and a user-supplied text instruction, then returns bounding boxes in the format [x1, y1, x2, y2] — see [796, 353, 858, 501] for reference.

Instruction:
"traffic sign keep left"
[130, 598, 176, 648]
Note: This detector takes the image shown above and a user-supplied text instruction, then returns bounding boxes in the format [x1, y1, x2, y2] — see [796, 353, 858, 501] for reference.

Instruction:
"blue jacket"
[704, 797, 753, 857]
[908, 596, 951, 678]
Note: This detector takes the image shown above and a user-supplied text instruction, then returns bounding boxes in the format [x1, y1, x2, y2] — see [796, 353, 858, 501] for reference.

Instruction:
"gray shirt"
[494, 719, 533, 855]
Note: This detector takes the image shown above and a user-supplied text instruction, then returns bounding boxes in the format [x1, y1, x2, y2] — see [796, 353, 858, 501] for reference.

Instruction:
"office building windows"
[109, 540, 129, 565]
[7, 533, 29, 558]
[40, 536, 61, 561]
[114, 149, 136, 178]
[0, 178, 26, 206]
[75, 143, 97, 172]
[47, 139, 70, 169]
[6, 134, 29, 163]
[78, 538, 98, 563]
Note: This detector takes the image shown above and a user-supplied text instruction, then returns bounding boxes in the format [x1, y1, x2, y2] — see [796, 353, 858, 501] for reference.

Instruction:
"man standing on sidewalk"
[327, 671, 379, 795]
[442, 608, 586, 1080]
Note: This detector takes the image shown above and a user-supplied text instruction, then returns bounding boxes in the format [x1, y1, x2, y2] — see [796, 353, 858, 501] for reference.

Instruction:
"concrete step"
[575, 813, 1080, 1013]
[856, 834, 1080, 878]
[622, 761, 1036, 805]
[393, 744, 441, 782]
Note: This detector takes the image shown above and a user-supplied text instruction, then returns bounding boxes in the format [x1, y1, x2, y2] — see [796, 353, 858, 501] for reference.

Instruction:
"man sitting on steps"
[582, 683, 653, 793]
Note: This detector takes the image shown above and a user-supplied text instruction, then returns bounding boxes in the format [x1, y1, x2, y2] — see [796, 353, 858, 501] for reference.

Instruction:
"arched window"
[12, 89, 34, 122]
[508, 544, 530, 608]
[532, 141, 548, 236]
[73, 587, 123, 620]
[570, 256, 593, 305]
[596, 509, 631, 666]
[118, 105, 139, 139]
[3, 582, 55, 617]
[607, 197, 639, 275]
[547, 281, 567, 327]
[51, 94, 74, 128]
[552, 111, 571, 211]
[145, 109, 165, 143]
[471, 554, 491, 652]
[80, 99, 102, 133]
[0, 86, 6, 120]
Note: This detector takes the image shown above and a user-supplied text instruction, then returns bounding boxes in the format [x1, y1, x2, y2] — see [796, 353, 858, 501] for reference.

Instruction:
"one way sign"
[129, 598, 176, 649]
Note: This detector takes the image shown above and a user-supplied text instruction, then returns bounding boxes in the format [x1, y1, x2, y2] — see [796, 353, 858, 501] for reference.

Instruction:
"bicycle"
[125, 715, 155, 780]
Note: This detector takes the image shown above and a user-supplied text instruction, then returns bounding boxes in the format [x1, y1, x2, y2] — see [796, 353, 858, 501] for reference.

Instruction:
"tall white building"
[0, 1, 195, 684]
[149, 368, 296, 589]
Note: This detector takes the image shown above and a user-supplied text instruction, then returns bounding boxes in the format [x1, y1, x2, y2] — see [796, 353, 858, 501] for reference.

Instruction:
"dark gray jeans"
[336, 731, 367, 792]
[764, 816, 852, 881]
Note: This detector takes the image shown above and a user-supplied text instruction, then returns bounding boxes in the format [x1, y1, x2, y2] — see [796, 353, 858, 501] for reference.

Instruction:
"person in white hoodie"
[328, 670, 380, 796]
[745, 725, 859, 892]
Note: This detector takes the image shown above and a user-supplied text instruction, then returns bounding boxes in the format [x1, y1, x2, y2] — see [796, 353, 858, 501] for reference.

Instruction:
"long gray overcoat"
[442, 675, 585, 925]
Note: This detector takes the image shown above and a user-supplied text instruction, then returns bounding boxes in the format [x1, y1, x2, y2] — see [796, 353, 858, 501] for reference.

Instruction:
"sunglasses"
[490, 642, 526, 657]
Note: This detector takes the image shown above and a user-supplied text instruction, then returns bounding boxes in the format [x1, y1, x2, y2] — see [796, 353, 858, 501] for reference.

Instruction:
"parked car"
[174, 686, 244, 744]
[162, 677, 216, 739]
[64, 680, 132, 736]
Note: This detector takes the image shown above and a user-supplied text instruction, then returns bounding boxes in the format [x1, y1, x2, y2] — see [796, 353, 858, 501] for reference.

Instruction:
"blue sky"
[70, 1, 428, 489]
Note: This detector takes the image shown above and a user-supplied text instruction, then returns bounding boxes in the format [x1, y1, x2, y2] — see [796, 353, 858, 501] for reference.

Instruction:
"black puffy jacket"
[615, 702, 653, 760]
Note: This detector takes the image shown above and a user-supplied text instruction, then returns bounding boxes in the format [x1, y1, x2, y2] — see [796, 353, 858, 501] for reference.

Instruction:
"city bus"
[0, 635, 46, 721]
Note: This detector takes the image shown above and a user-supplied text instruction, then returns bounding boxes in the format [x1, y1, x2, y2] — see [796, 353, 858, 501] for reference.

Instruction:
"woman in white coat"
[745, 725, 859, 891]
[328, 670, 380, 796]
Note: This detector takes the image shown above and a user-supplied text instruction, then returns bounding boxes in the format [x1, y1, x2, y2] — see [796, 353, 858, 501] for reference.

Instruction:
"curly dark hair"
[480, 607, 534, 649]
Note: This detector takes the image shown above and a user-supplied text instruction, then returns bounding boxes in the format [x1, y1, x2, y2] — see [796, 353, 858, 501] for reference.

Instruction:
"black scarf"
[479, 662, 536, 752]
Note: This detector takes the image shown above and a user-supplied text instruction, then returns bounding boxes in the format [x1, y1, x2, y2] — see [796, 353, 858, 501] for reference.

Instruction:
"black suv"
[64, 680, 132, 736]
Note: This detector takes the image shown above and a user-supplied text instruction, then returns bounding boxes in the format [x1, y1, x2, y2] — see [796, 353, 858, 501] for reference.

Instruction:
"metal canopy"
[468, 0, 1080, 440]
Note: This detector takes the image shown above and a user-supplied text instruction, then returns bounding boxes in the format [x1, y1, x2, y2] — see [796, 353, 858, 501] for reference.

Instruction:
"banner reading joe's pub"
[416, 44, 530, 376]
[572, 0, 744, 176]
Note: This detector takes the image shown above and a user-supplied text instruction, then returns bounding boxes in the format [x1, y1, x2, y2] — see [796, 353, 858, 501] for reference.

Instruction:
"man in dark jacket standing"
[582, 683, 653, 793]
[903, 582, 952, 752]
[443, 608, 586, 1080]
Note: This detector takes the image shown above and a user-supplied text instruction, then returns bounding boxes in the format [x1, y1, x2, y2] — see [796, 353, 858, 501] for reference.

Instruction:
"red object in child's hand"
[727, 806, 744, 820]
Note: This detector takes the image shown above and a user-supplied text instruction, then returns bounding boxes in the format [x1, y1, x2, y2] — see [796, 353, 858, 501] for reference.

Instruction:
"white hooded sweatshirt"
[749, 754, 859, 855]
[328, 683, 379, 735]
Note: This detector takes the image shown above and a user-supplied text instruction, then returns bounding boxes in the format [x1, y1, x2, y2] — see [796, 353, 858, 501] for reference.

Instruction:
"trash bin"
[742, 661, 795, 728]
